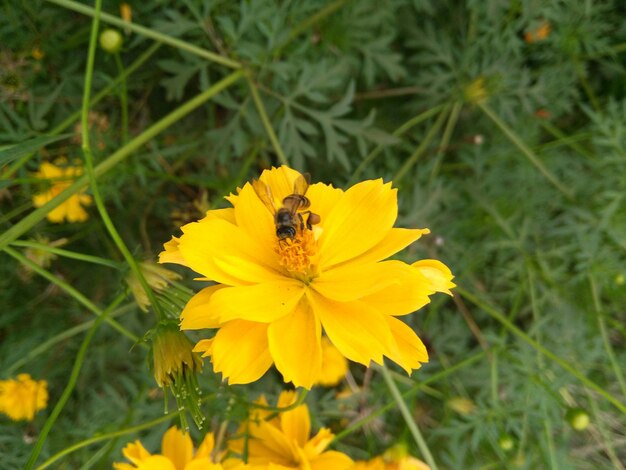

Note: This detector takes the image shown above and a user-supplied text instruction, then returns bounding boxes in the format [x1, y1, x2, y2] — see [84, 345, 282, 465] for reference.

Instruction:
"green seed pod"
[99, 29, 123, 54]
[498, 433, 515, 452]
[566, 407, 590, 431]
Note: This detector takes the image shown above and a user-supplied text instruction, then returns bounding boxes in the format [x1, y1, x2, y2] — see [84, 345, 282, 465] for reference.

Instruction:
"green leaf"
[0, 134, 73, 166]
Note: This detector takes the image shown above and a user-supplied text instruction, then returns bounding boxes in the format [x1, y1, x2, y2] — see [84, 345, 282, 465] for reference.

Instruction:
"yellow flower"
[353, 445, 430, 470]
[524, 21, 551, 43]
[161, 166, 454, 389]
[126, 261, 182, 312]
[316, 337, 348, 387]
[32, 160, 92, 223]
[0, 373, 48, 421]
[230, 390, 353, 470]
[114, 426, 244, 470]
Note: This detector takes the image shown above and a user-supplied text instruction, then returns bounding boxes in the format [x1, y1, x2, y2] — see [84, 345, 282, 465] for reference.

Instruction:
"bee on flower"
[160, 166, 455, 389]
[32, 159, 92, 223]
[0, 373, 48, 422]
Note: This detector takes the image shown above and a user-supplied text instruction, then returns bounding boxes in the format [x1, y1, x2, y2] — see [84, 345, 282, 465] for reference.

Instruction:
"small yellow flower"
[161, 166, 455, 389]
[353, 445, 430, 470]
[120, 3, 132, 23]
[32, 160, 92, 223]
[229, 390, 353, 470]
[114, 426, 244, 470]
[524, 21, 551, 43]
[126, 261, 181, 312]
[0, 373, 48, 421]
[316, 337, 348, 387]
[31, 46, 45, 60]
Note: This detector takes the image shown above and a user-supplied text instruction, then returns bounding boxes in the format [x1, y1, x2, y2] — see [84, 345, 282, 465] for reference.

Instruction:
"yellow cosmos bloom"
[230, 390, 352, 470]
[0, 373, 48, 421]
[316, 337, 348, 387]
[160, 166, 454, 389]
[353, 444, 430, 470]
[114, 426, 245, 470]
[32, 160, 92, 223]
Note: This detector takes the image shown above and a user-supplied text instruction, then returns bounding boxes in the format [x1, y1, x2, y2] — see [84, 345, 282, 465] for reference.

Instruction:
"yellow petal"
[306, 291, 394, 366]
[211, 281, 305, 323]
[192, 339, 214, 357]
[317, 179, 398, 269]
[259, 165, 304, 201]
[310, 451, 354, 470]
[313, 260, 410, 302]
[348, 227, 430, 265]
[204, 207, 236, 223]
[247, 419, 297, 466]
[278, 402, 311, 448]
[185, 461, 223, 470]
[233, 181, 278, 254]
[159, 236, 188, 267]
[211, 320, 273, 385]
[178, 218, 281, 286]
[412, 259, 455, 295]
[384, 316, 429, 374]
[135, 456, 177, 470]
[162, 426, 193, 469]
[194, 432, 215, 458]
[121, 440, 152, 465]
[305, 182, 344, 227]
[359, 265, 434, 316]
[268, 302, 322, 389]
[180, 285, 223, 330]
[317, 338, 348, 387]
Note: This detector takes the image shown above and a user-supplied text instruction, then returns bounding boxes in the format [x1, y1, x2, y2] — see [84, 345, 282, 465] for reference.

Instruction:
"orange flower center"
[275, 229, 318, 282]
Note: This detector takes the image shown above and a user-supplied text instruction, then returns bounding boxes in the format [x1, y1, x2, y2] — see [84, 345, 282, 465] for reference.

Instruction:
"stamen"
[276, 229, 318, 282]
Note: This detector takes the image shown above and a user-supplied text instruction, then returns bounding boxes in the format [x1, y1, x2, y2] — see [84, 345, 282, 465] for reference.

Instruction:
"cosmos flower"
[0, 373, 48, 422]
[229, 390, 353, 470]
[160, 166, 454, 389]
[32, 159, 92, 223]
[114, 426, 245, 470]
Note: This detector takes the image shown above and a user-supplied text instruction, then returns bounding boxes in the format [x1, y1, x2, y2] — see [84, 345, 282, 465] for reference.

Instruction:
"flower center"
[275, 228, 319, 282]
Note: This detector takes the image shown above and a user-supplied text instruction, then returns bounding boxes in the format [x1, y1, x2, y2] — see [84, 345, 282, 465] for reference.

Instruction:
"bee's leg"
[303, 211, 320, 230]
[297, 213, 305, 231]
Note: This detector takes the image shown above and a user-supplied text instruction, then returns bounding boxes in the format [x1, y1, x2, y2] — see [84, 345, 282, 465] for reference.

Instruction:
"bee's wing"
[292, 173, 311, 196]
[252, 179, 277, 214]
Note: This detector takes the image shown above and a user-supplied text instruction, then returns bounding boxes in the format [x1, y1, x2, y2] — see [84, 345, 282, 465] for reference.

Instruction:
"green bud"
[498, 434, 515, 452]
[566, 407, 590, 431]
[99, 29, 123, 54]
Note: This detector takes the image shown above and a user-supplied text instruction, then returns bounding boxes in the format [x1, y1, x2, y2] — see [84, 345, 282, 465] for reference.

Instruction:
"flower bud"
[566, 407, 590, 431]
[498, 434, 515, 452]
[99, 29, 123, 53]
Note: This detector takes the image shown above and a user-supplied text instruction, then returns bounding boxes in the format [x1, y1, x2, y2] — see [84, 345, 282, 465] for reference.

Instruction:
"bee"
[252, 173, 321, 241]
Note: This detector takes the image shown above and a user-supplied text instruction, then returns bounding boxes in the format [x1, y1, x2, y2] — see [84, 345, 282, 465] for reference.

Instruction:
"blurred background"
[1, 0, 626, 468]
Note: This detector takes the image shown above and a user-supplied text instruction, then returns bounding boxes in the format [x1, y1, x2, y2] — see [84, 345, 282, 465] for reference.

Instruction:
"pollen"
[276, 229, 318, 281]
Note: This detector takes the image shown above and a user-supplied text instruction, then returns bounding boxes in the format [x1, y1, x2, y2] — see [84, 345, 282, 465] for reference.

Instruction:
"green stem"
[349, 103, 445, 184]
[34, 403, 182, 470]
[429, 101, 462, 182]
[4, 246, 140, 344]
[6, 304, 134, 375]
[45, 0, 241, 69]
[25, 292, 124, 469]
[10, 240, 122, 269]
[80, 0, 164, 319]
[246, 72, 288, 166]
[457, 286, 626, 415]
[114, 53, 129, 143]
[393, 104, 450, 184]
[381, 364, 439, 470]
[333, 351, 485, 442]
[0, 70, 244, 251]
[589, 275, 626, 399]
[478, 102, 575, 200]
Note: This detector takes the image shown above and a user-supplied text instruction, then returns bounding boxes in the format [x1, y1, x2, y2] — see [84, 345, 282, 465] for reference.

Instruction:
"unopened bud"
[99, 29, 123, 53]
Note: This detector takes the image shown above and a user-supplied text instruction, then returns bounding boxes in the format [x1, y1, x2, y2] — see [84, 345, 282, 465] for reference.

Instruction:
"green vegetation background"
[1, 0, 626, 468]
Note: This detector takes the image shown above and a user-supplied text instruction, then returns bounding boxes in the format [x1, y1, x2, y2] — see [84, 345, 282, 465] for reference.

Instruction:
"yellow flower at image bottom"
[32, 160, 92, 223]
[229, 390, 353, 470]
[0, 373, 48, 421]
[114, 426, 245, 470]
[160, 166, 455, 389]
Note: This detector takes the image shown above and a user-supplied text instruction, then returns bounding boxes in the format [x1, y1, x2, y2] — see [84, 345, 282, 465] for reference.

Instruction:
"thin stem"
[10, 240, 122, 269]
[457, 286, 626, 415]
[35, 407, 182, 470]
[393, 104, 450, 184]
[0, 70, 244, 250]
[45, 0, 241, 69]
[429, 101, 462, 182]
[478, 103, 575, 200]
[114, 53, 129, 143]
[80, 0, 164, 319]
[25, 292, 124, 469]
[380, 364, 439, 470]
[4, 246, 140, 344]
[246, 72, 288, 166]
[589, 275, 626, 399]
[350, 103, 445, 184]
